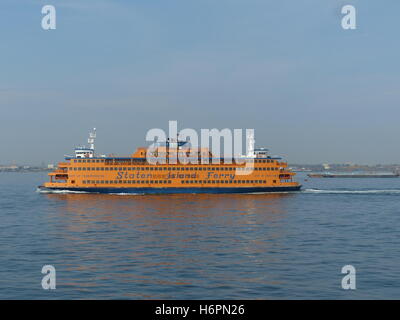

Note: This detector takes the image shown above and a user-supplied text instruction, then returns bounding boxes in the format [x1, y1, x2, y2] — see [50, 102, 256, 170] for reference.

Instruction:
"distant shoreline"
[0, 169, 52, 173]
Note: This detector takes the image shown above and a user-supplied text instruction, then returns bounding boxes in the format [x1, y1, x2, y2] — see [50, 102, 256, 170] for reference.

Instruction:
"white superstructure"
[75, 128, 96, 158]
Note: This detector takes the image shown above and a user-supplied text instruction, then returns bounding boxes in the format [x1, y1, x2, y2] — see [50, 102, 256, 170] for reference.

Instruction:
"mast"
[88, 128, 96, 155]
[246, 130, 255, 158]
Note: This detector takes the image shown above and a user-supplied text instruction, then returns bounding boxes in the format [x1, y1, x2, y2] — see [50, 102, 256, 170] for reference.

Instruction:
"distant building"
[0, 165, 18, 170]
[47, 164, 55, 169]
[322, 163, 330, 170]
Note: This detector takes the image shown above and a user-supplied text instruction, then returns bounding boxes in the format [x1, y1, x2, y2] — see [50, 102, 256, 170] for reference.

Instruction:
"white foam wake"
[304, 188, 400, 194]
[36, 188, 144, 195]
[108, 193, 144, 196]
[36, 188, 90, 194]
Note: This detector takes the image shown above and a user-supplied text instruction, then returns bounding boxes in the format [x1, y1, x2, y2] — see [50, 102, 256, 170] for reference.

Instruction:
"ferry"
[39, 129, 301, 194]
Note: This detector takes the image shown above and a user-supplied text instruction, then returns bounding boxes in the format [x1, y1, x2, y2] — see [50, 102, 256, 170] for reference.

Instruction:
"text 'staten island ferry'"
[39, 129, 301, 194]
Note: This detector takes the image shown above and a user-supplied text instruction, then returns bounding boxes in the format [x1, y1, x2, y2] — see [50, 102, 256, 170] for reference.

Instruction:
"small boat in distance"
[308, 172, 400, 178]
[38, 129, 302, 194]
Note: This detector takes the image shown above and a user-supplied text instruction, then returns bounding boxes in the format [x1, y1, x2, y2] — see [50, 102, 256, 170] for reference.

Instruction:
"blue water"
[1, 172, 400, 299]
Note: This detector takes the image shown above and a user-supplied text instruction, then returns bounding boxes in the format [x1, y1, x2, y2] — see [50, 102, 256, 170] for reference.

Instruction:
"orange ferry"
[39, 129, 301, 194]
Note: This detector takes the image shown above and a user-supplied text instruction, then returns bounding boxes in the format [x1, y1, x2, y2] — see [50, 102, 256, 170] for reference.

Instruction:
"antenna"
[88, 128, 96, 153]
[246, 130, 255, 158]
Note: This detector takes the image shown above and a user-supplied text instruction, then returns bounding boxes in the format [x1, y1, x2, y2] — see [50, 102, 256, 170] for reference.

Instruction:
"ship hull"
[38, 185, 302, 194]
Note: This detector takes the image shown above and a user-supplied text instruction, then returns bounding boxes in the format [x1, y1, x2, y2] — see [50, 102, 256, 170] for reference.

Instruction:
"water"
[1, 172, 400, 299]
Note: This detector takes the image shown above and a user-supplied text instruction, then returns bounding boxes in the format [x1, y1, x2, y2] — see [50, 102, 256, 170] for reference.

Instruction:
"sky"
[1, 0, 400, 165]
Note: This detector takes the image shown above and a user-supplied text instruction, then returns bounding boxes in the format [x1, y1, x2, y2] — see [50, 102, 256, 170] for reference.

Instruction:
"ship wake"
[304, 188, 400, 195]
[36, 188, 90, 194]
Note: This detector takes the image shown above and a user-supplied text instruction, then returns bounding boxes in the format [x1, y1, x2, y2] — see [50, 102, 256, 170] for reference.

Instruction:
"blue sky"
[1, 0, 399, 164]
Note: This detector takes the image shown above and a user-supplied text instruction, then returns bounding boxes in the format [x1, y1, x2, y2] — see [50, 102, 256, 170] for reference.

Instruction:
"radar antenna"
[88, 128, 96, 154]
[246, 130, 256, 158]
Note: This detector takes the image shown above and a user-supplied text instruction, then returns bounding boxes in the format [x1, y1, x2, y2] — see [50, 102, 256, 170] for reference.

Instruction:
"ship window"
[263, 180, 266, 183]
[168, 180, 172, 184]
